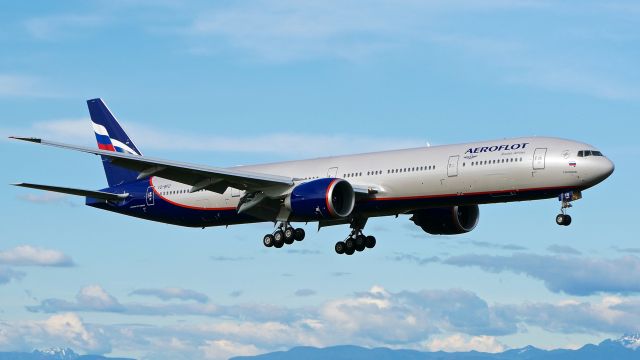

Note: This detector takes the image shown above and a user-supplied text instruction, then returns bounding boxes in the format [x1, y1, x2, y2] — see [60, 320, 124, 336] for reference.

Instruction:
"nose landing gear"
[556, 191, 581, 226]
[263, 222, 305, 248]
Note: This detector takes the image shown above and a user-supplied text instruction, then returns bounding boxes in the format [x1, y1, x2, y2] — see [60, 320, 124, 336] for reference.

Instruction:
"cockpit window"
[578, 150, 604, 157]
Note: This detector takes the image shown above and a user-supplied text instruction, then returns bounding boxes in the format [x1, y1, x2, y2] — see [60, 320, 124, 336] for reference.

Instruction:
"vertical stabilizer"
[87, 98, 142, 186]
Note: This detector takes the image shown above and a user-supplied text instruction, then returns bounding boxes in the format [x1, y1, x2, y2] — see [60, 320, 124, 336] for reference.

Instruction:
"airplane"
[10, 98, 615, 255]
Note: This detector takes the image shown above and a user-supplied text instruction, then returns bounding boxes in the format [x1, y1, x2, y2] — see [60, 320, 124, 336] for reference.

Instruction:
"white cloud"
[444, 254, 640, 296]
[199, 339, 261, 360]
[427, 334, 506, 353]
[130, 287, 210, 303]
[76, 285, 123, 311]
[42, 313, 109, 353]
[0, 245, 74, 267]
[0, 313, 110, 354]
[14, 284, 640, 358]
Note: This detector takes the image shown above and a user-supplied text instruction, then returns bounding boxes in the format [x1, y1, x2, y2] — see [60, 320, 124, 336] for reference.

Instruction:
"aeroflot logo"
[465, 142, 529, 155]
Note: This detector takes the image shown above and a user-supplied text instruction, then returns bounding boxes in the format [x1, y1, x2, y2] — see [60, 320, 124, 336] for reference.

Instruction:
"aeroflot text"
[465, 143, 529, 154]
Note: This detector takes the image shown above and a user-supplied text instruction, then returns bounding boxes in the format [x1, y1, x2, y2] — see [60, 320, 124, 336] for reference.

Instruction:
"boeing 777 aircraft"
[11, 99, 615, 255]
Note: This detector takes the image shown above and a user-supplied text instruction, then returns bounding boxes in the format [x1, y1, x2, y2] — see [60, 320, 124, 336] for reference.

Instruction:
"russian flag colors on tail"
[87, 98, 143, 186]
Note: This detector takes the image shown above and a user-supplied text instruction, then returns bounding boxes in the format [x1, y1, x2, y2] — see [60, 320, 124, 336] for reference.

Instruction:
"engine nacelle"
[285, 178, 355, 220]
[410, 205, 480, 235]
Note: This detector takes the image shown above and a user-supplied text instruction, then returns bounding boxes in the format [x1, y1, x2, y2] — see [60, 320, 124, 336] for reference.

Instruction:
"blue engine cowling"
[285, 178, 355, 220]
[410, 205, 480, 235]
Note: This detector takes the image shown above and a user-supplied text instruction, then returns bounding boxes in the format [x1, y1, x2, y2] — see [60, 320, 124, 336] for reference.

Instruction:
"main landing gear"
[556, 191, 581, 226]
[334, 219, 376, 256]
[263, 222, 305, 249]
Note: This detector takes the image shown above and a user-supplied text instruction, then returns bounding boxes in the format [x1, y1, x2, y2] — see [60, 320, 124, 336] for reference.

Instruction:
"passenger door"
[533, 148, 547, 170]
[327, 167, 338, 178]
[447, 156, 459, 177]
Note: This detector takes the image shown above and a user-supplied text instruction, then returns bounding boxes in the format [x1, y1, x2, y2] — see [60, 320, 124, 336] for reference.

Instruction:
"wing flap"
[13, 183, 129, 201]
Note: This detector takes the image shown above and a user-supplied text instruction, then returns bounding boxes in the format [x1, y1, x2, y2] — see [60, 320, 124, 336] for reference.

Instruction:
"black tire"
[335, 241, 345, 254]
[263, 234, 274, 248]
[365, 236, 376, 249]
[556, 214, 565, 225]
[294, 228, 305, 241]
[273, 230, 285, 248]
[563, 215, 572, 226]
[284, 228, 295, 244]
[345, 247, 355, 255]
[355, 235, 365, 248]
[345, 238, 355, 250]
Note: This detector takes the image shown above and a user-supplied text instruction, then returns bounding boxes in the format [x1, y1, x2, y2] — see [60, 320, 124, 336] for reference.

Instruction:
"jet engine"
[410, 205, 480, 235]
[285, 178, 355, 220]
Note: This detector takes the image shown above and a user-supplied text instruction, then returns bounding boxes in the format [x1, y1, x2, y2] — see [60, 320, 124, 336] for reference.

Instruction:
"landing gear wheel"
[345, 238, 355, 251]
[335, 241, 345, 254]
[273, 230, 285, 248]
[365, 236, 376, 249]
[355, 235, 366, 252]
[263, 234, 274, 248]
[345, 247, 355, 256]
[556, 214, 572, 226]
[283, 227, 295, 244]
[294, 228, 305, 241]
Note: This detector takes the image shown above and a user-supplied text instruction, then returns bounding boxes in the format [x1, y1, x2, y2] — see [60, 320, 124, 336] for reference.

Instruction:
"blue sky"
[0, 1, 639, 359]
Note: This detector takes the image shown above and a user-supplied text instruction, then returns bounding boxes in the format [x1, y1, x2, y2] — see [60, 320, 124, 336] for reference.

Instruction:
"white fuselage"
[149, 136, 614, 222]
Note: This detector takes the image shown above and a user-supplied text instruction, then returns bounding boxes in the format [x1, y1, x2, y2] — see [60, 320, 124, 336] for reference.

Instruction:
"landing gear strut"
[335, 218, 376, 255]
[556, 191, 580, 226]
[263, 222, 305, 249]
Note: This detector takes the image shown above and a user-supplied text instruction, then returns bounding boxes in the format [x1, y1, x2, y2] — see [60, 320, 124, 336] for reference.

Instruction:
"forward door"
[533, 148, 547, 170]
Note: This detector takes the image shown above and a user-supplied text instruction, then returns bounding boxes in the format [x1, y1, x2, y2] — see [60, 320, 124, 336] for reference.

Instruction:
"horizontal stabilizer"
[12, 183, 128, 201]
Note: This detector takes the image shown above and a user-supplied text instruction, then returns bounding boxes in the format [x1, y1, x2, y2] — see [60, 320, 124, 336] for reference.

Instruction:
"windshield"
[577, 150, 603, 157]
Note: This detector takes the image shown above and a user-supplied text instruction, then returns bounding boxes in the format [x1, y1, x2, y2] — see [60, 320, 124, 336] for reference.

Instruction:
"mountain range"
[0, 348, 132, 360]
[232, 334, 640, 360]
[1, 334, 638, 360]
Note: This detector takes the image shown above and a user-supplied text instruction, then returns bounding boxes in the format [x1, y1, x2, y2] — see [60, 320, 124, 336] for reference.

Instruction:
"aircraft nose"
[603, 157, 615, 178]
[596, 157, 615, 181]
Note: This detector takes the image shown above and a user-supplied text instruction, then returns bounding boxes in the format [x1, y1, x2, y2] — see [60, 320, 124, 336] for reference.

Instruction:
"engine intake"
[285, 178, 355, 220]
[410, 205, 480, 235]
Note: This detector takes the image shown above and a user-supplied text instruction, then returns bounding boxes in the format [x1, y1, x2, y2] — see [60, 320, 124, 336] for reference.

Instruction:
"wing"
[10, 137, 294, 195]
[13, 183, 129, 201]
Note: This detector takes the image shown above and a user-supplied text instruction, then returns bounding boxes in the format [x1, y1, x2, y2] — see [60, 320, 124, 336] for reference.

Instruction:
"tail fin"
[87, 98, 142, 186]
